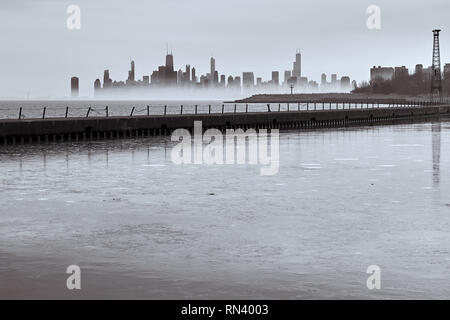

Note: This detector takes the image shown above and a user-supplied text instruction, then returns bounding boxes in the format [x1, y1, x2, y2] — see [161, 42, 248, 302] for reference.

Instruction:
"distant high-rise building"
[284, 70, 291, 85]
[165, 53, 177, 85]
[213, 71, 219, 85]
[183, 64, 191, 83]
[298, 76, 308, 86]
[394, 66, 409, 79]
[423, 66, 433, 77]
[234, 76, 242, 89]
[166, 53, 174, 71]
[71, 77, 79, 97]
[292, 52, 301, 78]
[227, 75, 234, 87]
[271, 71, 279, 86]
[443, 64, 450, 78]
[220, 74, 226, 87]
[444, 63, 450, 93]
[242, 72, 255, 88]
[331, 74, 337, 84]
[309, 80, 319, 90]
[287, 76, 297, 87]
[370, 66, 394, 82]
[94, 79, 101, 91]
[210, 56, 216, 82]
[151, 52, 177, 86]
[340, 76, 351, 91]
[200, 75, 209, 87]
[142, 76, 150, 85]
[103, 70, 112, 88]
[191, 67, 196, 83]
[127, 60, 135, 82]
[415, 64, 424, 75]
[321, 73, 327, 84]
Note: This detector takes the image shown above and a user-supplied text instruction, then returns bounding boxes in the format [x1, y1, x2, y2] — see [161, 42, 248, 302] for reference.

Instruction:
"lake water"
[0, 100, 397, 119]
[0, 119, 449, 299]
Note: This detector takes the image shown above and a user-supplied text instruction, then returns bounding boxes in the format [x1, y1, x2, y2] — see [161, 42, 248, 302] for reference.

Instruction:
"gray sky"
[1, 0, 449, 98]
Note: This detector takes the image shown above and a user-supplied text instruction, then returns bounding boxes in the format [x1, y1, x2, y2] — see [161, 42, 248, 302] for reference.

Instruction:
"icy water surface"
[0, 121, 449, 299]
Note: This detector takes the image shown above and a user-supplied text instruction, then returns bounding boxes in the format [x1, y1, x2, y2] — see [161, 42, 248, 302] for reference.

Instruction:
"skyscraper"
[150, 52, 177, 86]
[331, 74, 338, 89]
[94, 79, 101, 91]
[184, 64, 191, 83]
[71, 77, 79, 97]
[242, 72, 255, 89]
[210, 56, 216, 83]
[292, 52, 301, 78]
[227, 76, 234, 88]
[191, 67, 196, 83]
[271, 71, 279, 86]
[235, 76, 242, 89]
[415, 64, 424, 75]
[127, 60, 135, 82]
[213, 71, 219, 85]
[166, 53, 174, 72]
[340, 76, 351, 91]
[177, 69, 183, 83]
[165, 53, 177, 85]
[284, 70, 291, 85]
[103, 70, 112, 88]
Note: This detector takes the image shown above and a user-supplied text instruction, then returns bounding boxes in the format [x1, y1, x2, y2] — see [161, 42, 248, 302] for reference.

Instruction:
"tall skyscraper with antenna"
[210, 56, 216, 84]
[431, 29, 442, 102]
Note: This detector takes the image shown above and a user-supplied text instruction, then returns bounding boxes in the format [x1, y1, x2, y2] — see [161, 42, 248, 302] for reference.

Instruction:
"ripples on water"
[0, 120, 449, 299]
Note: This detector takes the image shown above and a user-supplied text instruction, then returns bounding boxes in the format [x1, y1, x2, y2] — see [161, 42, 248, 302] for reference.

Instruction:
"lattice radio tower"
[431, 29, 442, 102]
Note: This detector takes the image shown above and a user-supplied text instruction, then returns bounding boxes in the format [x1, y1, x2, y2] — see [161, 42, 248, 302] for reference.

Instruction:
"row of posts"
[15, 100, 444, 120]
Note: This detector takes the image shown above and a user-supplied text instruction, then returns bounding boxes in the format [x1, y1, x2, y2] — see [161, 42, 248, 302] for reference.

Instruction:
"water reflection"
[432, 122, 441, 186]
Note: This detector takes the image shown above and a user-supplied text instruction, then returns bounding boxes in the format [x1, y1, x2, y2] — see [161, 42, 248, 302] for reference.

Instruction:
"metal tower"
[431, 29, 442, 102]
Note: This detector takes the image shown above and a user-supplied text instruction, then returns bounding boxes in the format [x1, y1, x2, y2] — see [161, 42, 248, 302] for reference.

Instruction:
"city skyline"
[1, 0, 450, 98]
[86, 50, 353, 97]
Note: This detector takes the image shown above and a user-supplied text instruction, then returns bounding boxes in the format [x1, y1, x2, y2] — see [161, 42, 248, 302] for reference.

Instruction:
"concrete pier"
[1, 105, 449, 145]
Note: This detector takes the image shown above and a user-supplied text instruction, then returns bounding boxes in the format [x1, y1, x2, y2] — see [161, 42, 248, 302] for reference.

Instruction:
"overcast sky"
[1, 0, 449, 98]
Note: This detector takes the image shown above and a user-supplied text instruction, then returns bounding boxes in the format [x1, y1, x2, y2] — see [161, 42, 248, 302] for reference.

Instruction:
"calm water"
[0, 120, 449, 299]
[0, 100, 396, 119]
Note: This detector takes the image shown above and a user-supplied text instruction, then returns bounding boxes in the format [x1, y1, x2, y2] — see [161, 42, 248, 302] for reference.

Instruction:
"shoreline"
[229, 93, 450, 103]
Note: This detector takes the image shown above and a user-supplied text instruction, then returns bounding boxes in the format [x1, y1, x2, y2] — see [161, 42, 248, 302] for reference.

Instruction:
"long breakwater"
[0, 103, 449, 145]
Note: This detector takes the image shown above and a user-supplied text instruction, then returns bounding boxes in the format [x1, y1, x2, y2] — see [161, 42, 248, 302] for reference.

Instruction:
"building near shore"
[370, 66, 394, 82]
